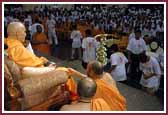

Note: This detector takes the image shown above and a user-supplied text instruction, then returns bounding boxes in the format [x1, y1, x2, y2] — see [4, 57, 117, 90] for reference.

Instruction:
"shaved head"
[7, 22, 25, 35]
[7, 22, 26, 42]
[77, 77, 97, 98]
[87, 61, 104, 78]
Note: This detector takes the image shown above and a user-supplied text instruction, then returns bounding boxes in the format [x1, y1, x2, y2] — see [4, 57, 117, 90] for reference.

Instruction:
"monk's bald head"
[87, 61, 104, 77]
[7, 22, 26, 42]
[7, 22, 26, 36]
[77, 77, 97, 98]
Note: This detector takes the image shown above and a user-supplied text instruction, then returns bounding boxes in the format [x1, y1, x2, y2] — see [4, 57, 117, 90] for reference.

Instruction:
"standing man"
[127, 29, 147, 85]
[82, 29, 98, 69]
[70, 23, 82, 60]
[46, 15, 58, 56]
[109, 44, 128, 82]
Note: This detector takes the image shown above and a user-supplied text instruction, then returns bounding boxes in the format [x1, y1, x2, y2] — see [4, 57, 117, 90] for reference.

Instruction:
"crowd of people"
[4, 4, 164, 111]
[4, 4, 164, 40]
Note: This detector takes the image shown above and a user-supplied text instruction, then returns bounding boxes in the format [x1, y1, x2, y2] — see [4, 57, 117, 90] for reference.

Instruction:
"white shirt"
[150, 28, 157, 37]
[46, 19, 56, 33]
[128, 32, 135, 42]
[156, 25, 164, 32]
[82, 37, 98, 63]
[24, 17, 32, 26]
[127, 38, 147, 54]
[110, 52, 128, 81]
[146, 52, 159, 63]
[71, 30, 82, 48]
[140, 56, 161, 89]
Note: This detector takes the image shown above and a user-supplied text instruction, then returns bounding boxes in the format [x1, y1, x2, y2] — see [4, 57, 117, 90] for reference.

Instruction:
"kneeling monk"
[68, 61, 126, 111]
[60, 77, 111, 111]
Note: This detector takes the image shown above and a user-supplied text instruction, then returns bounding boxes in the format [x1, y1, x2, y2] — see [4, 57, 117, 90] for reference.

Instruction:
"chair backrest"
[4, 56, 22, 85]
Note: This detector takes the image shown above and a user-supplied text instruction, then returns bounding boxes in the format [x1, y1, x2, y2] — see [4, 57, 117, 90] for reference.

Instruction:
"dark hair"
[36, 25, 42, 29]
[77, 77, 97, 98]
[144, 34, 149, 38]
[134, 29, 141, 33]
[139, 51, 147, 63]
[85, 29, 92, 36]
[111, 44, 119, 52]
[72, 23, 77, 30]
[91, 61, 104, 76]
[36, 25, 42, 33]
[35, 19, 39, 23]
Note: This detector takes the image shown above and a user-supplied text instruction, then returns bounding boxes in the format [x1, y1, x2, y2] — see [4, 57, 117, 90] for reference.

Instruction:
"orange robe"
[5, 38, 45, 67]
[93, 79, 126, 111]
[66, 77, 78, 101]
[5, 38, 77, 102]
[32, 32, 51, 55]
[55, 67, 78, 101]
[91, 98, 111, 111]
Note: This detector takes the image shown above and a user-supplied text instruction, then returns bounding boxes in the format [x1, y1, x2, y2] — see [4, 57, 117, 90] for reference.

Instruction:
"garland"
[95, 34, 120, 66]
[96, 36, 107, 66]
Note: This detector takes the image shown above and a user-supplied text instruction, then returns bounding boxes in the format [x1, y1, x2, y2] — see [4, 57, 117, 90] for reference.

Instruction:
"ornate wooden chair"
[4, 54, 70, 111]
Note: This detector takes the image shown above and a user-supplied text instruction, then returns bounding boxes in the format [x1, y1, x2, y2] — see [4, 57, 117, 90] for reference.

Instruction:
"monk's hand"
[40, 57, 48, 63]
[48, 62, 57, 68]
[67, 68, 76, 76]
[44, 61, 56, 67]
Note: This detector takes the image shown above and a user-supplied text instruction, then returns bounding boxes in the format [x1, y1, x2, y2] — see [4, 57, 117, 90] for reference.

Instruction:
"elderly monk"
[5, 22, 49, 67]
[68, 61, 126, 111]
[60, 77, 111, 111]
[5, 22, 78, 101]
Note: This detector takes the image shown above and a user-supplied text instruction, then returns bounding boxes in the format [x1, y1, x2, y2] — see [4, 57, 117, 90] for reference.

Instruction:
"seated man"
[68, 61, 126, 111]
[5, 22, 49, 67]
[32, 25, 51, 56]
[5, 22, 77, 101]
[60, 77, 111, 111]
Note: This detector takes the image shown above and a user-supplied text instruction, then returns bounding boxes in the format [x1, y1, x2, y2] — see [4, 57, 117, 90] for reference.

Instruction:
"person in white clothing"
[109, 44, 128, 82]
[127, 30, 146, 56]
[139, 51, 161, 94]
[24, 15, 32, 27]
[46, 15, 58, 56]
[46, 15, 58, 46]
[127, 29, 147, 84]
[70, 23, 82, 60]
[82, 29, 98, 69]
[128, 29, 135, 42]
